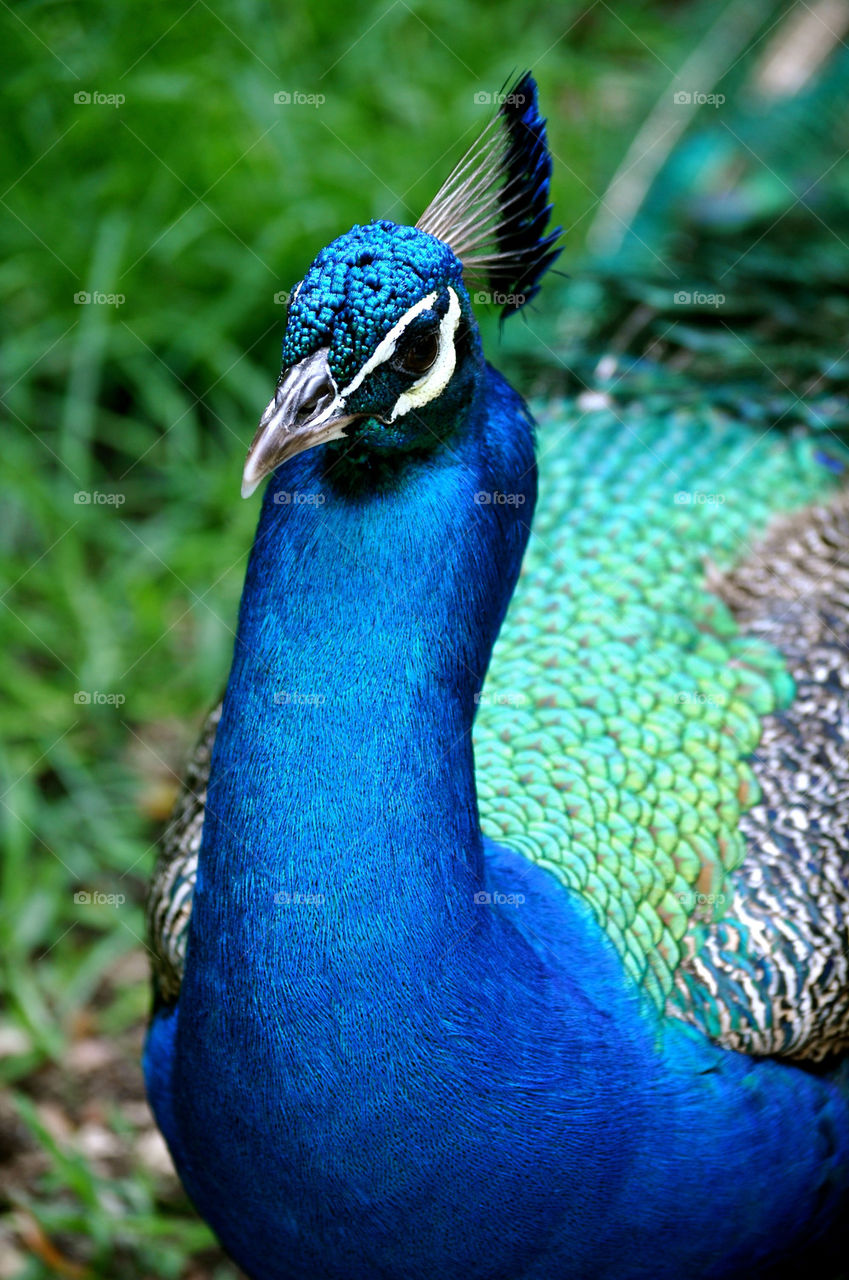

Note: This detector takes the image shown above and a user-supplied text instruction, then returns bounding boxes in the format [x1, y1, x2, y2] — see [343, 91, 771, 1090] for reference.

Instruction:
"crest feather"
[417, 72, 562, 317]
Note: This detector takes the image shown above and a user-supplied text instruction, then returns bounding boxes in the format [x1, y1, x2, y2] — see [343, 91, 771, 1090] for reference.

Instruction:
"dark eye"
[393, 328, 439, 377]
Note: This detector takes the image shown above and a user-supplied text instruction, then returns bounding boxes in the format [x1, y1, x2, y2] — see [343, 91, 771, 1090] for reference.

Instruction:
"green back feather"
[476, 400, 847, 1006]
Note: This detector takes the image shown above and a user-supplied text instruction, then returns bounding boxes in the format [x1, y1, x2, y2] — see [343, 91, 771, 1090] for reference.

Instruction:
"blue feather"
[491, 72, 562, 312]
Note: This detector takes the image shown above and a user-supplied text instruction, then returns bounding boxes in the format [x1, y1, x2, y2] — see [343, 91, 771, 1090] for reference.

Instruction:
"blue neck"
[189, 366, 536, 986]
[165, 364, 849, 1280]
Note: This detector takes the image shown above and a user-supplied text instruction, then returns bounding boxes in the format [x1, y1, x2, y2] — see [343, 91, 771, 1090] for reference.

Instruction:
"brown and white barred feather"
[146, 702, 220, 1004]
[670, 494, 849, 1061]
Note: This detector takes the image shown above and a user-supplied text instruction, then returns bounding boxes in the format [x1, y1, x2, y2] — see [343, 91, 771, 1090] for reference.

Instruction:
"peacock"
[143, 39, 849, 1280]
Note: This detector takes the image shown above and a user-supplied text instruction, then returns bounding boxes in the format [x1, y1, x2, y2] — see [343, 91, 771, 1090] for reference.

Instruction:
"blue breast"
[145, 367, 849, 1279]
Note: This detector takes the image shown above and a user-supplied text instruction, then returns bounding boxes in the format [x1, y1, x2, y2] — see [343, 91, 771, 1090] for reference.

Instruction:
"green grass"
[0, 1, 728, 1274]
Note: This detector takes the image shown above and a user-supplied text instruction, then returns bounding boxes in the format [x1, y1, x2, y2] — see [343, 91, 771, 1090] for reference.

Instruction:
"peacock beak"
[241, 348, 357, 498]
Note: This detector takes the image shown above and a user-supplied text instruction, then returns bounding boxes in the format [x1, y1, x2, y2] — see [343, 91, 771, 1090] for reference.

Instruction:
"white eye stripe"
[324, 287, 462, 427]
[388, 287, 461, 421]
[340, 292, 439, 400]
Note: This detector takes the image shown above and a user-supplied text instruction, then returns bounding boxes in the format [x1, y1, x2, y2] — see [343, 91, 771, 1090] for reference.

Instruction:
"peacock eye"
[393, 327, 439, 377]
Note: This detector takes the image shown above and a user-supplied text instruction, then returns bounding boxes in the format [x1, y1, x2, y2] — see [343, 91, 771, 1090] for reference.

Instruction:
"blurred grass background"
[0, 0, 772, 1275]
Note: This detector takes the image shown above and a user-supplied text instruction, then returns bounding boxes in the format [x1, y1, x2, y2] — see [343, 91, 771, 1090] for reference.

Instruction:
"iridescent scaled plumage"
[474, 399, 847, 1038]
[149, 394, 849, 1060]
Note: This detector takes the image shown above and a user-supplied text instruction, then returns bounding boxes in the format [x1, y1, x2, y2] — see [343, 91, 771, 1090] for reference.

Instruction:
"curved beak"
[241, 348, 357, 498]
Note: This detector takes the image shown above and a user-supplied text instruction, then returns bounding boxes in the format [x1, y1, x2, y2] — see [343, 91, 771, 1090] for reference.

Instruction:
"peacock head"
[242, 73, 561, 498]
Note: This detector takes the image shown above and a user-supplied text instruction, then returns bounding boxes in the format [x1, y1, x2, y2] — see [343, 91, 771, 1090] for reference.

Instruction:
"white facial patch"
[389, 287, 461, 422]
[338, 287, 462, 421]
[340, 292, 438, 399]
